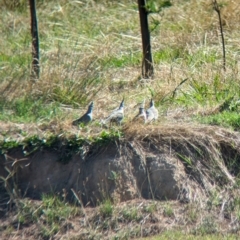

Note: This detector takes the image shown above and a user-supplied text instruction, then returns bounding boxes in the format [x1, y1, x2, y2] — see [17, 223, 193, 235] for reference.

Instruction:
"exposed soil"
[1, 123, 240, 239]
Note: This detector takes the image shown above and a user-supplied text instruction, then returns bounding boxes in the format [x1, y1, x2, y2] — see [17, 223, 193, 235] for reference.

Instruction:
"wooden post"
[212, 0, 226, 71]
[138, 0, 154, 78]
[29, 0, 40, 79]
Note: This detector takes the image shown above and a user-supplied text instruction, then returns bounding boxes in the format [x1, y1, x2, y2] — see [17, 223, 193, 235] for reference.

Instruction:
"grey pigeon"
[146, 99, 158, 122]
[102, 99, 124, 126]
[132, 100, 146, 123]
[72, 101, 93, 126]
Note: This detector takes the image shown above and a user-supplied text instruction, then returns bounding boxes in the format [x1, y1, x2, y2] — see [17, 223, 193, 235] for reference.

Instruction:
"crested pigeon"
[72, 101, 93, 126]
[146, 99, 158, 122]
[132, 100, 146, 123]
[102, 99, 124, 126]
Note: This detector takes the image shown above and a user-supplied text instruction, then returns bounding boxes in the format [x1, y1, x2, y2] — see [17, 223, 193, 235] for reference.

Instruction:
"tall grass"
[0, 0, 239, 128]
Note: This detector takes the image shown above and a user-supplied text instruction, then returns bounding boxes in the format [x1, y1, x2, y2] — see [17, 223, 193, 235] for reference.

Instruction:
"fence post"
[29, 0, 40, 79]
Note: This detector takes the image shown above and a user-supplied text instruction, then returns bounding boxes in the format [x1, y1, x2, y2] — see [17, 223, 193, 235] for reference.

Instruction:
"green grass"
[0, 97, 62, 123]
[154, 47, 184, 63]
[0, 0, 239, 128]
[163, 203, 174, 218]
[143, 202, 157, 213]
[144, 231, 238, 240]
[200, 111, 240, 131]
[173, 78, 238, 107]
[153, 47, 218, 65]
[122, 206, 141, 222]
[99, 51, 141, 68]
[99, 199, 114, 218]
[0, 129, 123, 158]
[16, 194, 81, 239]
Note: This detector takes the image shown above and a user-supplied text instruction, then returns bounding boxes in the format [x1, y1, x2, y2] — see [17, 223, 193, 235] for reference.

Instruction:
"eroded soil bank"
[1, 123, 240, 239]
[1, 124, 239, 204]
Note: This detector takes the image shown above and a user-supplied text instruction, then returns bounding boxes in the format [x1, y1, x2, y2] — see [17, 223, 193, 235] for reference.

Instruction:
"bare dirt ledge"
[1, 123, 240, 206]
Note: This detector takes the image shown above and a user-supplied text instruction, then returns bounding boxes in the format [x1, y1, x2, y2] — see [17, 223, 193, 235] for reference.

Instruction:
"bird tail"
[119, 98, 124, 109]
[88, 101, 94, 113]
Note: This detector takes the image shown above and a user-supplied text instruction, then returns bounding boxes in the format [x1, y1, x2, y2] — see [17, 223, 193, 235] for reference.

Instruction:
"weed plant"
[15, 194, 81, 239]
[99, 199, 113, 218]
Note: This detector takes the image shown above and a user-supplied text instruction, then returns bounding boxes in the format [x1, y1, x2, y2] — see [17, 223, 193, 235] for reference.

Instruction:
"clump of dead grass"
[124, 123, 240, 190]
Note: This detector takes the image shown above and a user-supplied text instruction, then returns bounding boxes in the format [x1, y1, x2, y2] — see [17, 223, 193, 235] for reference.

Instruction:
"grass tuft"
[16, 194, 81, 239]
[99, 199, 113, 218]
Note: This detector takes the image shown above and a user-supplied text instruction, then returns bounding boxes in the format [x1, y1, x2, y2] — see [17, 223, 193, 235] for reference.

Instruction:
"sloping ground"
[1, 123, 240, 239]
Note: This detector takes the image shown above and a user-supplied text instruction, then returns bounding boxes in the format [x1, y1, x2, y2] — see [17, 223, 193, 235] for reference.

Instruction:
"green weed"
[193, 217, 218, 235]
[145, 0, 172, 13]
[177, 154, 193, 168]
[99, 51, 141, 68]
[0, 97, 62, 123]
[154, 47, 185, 63]
[200, 111, 240, 131]
[19, 194, 80, 223]
[108, 170, 120, 181]
[184, 203, 199, 224]
[17, 194, 81, 238]
[163, 203, 174, 218]
[122, 207, 140, 222]
[144, 202, 157, 214]
[207, 190, 222, 210]
[99, 199, 113, 218]
[144, 231, 236, 240]
[41, 194, 79, 223]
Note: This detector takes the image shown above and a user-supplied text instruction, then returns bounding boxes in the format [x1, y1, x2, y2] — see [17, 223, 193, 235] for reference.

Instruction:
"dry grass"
[0, 0, 239, 125]
[1, 197, 240, 239]
[123, 123, 240, 201]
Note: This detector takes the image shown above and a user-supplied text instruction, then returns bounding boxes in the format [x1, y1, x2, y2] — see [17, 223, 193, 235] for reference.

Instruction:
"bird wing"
[146, 108, 155, 121]
[72, 113, 91, 125]
[103, 107, 124, 124]
[146, 106, 158, 122]
[133, 110, 146, 123]
[152, 107, 158, 119]
[105, 110, 123, 122]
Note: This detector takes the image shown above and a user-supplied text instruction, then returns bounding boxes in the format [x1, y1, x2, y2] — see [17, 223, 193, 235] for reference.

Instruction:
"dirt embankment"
[1, 123, 240, 239]
[0, 123, 239, 206]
